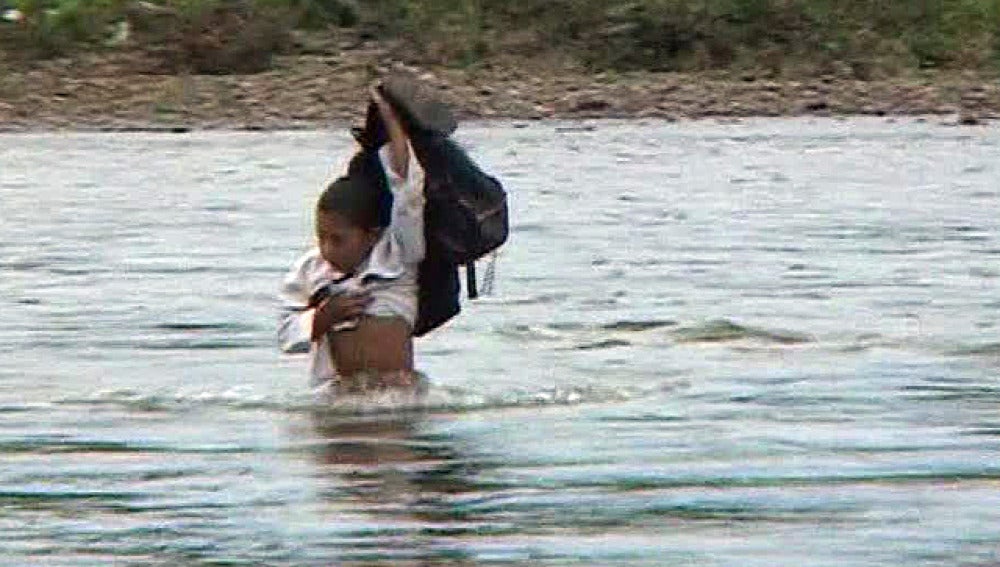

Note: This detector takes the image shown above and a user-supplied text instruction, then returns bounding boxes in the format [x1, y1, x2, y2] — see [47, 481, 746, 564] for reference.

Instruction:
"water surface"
[1, 118, 999, 566]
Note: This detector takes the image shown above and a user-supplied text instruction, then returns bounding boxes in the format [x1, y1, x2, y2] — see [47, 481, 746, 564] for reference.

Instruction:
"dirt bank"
[2, 47, 999, 131]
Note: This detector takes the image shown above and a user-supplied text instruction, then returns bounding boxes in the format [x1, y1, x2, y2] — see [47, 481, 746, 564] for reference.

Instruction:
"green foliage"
[2, 0, 1000, 74]
[352, 0, 489, 65]
[2, 0, 127, 56]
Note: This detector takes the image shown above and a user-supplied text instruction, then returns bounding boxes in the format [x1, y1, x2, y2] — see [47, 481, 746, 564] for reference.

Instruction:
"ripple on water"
[671, 319, 812, 345]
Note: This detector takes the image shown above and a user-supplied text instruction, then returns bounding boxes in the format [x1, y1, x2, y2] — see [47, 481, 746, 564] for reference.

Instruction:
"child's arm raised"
[370, 86, 409, 178]
[370, 85, 426, 265]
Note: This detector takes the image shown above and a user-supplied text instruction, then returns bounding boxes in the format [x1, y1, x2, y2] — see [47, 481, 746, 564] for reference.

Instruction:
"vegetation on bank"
[2, 0, 1000, 78]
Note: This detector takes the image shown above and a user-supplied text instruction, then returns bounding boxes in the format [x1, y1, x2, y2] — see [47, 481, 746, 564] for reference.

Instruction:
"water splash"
[52, 383, 646, 416]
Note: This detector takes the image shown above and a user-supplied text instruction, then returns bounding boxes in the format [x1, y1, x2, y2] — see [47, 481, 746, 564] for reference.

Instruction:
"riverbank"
[2, 48, 999, 131]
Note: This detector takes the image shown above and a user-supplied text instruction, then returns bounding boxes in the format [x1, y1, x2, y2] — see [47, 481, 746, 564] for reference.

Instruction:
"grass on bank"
[1, 0, 999, 77]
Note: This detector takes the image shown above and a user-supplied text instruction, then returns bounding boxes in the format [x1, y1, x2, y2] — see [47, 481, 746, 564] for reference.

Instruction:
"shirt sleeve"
[277, 254, 316, 354]
[378, 141, 426, 264]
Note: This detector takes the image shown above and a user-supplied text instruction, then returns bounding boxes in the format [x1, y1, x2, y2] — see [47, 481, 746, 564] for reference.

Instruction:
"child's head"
[315, 175, 382, 273]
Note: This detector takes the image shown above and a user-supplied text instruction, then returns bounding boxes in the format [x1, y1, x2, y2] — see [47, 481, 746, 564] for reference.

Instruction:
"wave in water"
[48, 382, 647, 416]
[498, 318, 812, 349]
[671, 319, 812, 345]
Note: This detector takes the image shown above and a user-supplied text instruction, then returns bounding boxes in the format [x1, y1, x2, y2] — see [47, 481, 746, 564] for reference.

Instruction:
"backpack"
[409, 131, 509, 298]
[355, 77, 510, 300]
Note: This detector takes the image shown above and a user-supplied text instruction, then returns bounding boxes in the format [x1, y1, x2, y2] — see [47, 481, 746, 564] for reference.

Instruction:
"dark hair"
[316, 151, 392, 230]
[317, 175, 380, 230]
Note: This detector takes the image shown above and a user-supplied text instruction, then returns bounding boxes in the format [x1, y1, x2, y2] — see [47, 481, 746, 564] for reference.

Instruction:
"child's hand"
[311, 292, 371, 340]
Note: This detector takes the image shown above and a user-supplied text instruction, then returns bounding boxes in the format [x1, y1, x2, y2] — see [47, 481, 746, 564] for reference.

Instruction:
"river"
[1, 118, 998, 566]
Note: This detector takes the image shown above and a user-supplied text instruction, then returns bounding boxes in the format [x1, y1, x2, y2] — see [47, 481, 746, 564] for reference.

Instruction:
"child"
[278, 88, 426, 394]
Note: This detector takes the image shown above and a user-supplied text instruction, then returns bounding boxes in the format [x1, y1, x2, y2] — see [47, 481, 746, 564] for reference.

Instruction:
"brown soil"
[2, 45, 999, 131]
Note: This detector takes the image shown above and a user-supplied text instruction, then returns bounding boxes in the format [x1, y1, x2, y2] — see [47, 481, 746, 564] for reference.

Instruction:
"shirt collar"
[320, 233, 405, 285]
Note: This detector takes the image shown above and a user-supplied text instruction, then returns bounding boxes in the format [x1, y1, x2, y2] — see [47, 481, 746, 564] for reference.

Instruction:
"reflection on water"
[308, 411, 482, 566]
[1, 118, 999, 565]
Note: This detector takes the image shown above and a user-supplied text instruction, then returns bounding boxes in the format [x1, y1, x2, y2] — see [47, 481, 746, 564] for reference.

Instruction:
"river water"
[1, 119, 998, 566]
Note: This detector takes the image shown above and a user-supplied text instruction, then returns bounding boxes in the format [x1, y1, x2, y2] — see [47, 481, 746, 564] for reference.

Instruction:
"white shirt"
[277, 143, 425, 386]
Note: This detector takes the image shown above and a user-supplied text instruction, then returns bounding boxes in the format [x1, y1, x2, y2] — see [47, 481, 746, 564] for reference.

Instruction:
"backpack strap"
[465, 261, 478, 300]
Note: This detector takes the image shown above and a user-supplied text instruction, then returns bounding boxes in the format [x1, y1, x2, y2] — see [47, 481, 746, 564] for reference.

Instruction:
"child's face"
[315, 210, 379, 274]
